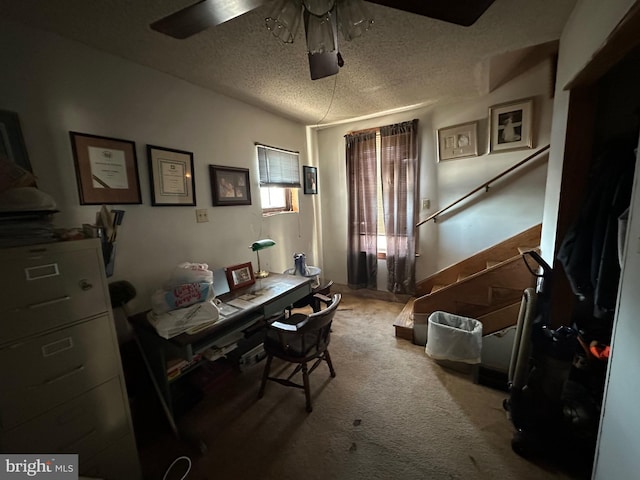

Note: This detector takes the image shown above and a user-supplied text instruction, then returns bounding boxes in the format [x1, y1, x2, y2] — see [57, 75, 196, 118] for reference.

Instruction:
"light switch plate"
[196, 209, 209, 223]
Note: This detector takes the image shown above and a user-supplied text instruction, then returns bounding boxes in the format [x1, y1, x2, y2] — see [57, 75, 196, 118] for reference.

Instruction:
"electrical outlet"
[195, 209, 209, 223]
[421, 199, 430, 210]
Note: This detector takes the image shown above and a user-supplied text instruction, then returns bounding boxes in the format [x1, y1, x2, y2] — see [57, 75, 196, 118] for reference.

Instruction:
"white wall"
[0, 20, 314, 314]
[594, 144, 640, 480]
[540, 0, 638, 263]
[314, 59, 554, 288]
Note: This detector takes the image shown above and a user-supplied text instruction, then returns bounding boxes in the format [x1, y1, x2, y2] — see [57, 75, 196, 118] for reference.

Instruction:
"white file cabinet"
[0, 239, 141, 479]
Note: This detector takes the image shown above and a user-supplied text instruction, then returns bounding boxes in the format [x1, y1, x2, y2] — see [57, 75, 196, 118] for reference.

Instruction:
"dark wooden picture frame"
[70, 131, 142, 205]
[225, 262, 255, 290]
[210, 165, 251, 206]
[0, 109, 31, 172]
[147, 145, 196, 206]
[303, 165, 318, 194]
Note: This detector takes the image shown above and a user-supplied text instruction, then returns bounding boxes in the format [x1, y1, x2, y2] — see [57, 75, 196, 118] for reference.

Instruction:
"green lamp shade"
[251, 239, 276, 251]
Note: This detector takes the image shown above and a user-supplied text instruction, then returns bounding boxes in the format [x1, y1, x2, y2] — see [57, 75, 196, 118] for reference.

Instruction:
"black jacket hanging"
[556, 141, 636, 318]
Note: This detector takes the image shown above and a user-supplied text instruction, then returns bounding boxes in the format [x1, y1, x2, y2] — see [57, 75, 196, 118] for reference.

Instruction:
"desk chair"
[258, 293, 342, 412]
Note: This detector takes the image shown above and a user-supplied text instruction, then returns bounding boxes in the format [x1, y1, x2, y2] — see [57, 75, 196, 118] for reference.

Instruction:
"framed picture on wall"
[437, 121, 479, 161]
[489, 98, 534, 153]
[303, 165, 317, 194]
[209, 165, 251, 206]
[69, 131, 142, 205]
[147, 145, 196, 206]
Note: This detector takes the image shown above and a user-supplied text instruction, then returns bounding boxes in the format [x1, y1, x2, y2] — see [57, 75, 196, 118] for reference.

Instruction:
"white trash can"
[425, 311, 483, 364]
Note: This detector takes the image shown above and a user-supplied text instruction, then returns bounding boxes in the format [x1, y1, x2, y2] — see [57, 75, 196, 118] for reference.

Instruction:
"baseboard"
[332, 282, 410, 304]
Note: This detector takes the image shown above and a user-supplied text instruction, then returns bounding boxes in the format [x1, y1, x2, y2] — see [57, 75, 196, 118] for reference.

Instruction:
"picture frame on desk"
[69, 131, 142, 205]
[147, 145, 196, 206]
[225, 262, 255, 290]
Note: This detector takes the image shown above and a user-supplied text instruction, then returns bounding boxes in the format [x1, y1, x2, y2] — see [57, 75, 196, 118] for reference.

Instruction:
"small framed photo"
[147, 145, 196, 206]
[209, 165, 251, 206]
[489, 98, 534, 153]
[303, 165, 317, 194]
[69, 131, 142, 205]
[0, 109, 31, 172]
[437, 121, 479, 161]
[225, 262, 255, 290]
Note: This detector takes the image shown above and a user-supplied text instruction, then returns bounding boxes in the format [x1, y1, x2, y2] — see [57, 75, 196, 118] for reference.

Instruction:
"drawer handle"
[39, 365, 85, 386]
[79, 279, 93, 291]
[27, 295, 71, 309]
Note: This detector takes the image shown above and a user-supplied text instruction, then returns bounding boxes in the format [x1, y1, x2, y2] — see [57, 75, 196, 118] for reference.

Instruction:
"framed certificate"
[147, 145, 196, 206]
[70, 131, 142, 205]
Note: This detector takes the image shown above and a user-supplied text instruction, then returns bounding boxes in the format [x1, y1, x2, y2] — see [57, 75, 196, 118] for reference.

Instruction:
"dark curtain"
[345, 130, 378, 289]
[380, 119, 418, 294]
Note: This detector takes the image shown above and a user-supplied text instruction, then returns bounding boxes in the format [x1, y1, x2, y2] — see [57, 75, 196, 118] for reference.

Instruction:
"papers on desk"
[148, 299, 221, 339]
[226, 298, 255, 310]
[217, 302, 239, 317]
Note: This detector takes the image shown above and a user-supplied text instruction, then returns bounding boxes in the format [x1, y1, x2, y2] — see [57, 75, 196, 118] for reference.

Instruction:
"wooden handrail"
[416, 144, 550, 227]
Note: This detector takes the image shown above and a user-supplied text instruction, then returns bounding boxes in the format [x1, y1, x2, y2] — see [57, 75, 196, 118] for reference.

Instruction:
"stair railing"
[416, 144, 550, 227]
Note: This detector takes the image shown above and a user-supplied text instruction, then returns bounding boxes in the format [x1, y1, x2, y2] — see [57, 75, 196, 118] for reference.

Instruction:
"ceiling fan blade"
[366, 0, 496, 27]
[151, 0, 266, 39]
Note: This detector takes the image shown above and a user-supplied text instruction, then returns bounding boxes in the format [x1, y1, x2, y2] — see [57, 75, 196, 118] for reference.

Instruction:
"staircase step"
[430, 284, 448, 293]
[457, 272, 472, 281]
[477, 302, 521, 335]
[393, 297, 415, 341]
[517, 246, 539, 255]
[486, 260, 500, 268]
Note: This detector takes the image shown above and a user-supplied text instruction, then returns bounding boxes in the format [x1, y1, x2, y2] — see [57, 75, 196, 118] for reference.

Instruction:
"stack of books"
[166, 354, 202, 381]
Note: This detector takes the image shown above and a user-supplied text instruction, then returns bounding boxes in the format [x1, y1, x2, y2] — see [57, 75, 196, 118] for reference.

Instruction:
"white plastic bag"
[425, 311, 483, 364]
[147, 300, 220, 339]
[166, 262, 213, 287]
[151, 281, 215, 314]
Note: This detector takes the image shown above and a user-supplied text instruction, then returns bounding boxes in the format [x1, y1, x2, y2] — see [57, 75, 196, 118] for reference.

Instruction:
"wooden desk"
[130, 273, 311, 444]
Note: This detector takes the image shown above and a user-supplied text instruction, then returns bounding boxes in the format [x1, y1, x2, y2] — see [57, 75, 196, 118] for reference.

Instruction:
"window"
[375, 131, 387, 258]
[256, 144, 301, 214]
[346, 119, 418, 294]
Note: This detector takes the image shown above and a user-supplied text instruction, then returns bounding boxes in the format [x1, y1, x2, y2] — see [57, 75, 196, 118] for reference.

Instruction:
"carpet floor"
[133, 292, 591, 480]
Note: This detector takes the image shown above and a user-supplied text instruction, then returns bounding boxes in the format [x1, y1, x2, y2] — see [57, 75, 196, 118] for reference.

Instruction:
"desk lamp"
[250, 239, 276, 278]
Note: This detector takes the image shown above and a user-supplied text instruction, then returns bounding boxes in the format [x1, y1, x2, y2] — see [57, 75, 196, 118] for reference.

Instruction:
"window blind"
[257, 144, 301, 188]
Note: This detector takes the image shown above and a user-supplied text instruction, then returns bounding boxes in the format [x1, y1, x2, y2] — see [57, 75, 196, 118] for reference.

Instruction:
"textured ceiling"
[0, 0, 577, 125]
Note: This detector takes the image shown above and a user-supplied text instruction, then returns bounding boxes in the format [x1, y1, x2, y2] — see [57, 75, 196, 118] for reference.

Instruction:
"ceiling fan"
[150, 0, 496, 80]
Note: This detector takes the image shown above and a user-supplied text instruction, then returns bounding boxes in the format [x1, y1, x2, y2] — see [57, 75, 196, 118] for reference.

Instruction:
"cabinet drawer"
[0, 378, 130, 459]
[0, 315, 119, 429]
[0, 240, 108, 342]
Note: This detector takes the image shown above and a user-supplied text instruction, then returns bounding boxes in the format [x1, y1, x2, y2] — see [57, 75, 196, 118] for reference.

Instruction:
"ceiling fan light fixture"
[305, 11, 336, 54]
[265, 0, 302, 44]
[302, 0, 336, 16]
[337, 0, 373, 41]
